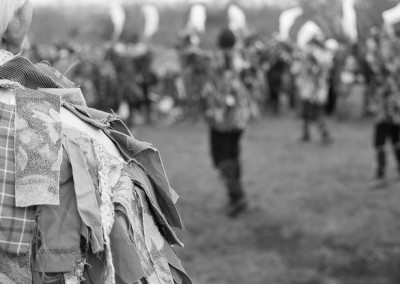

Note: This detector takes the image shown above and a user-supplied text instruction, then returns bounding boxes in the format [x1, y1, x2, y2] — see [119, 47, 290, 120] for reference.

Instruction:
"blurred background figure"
[294, 37, 334, 144]
[369, 32, 400, 179]
[203, 28, 252, 217]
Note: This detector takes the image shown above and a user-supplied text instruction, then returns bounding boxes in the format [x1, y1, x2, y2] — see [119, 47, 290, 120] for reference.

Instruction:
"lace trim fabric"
[63, 127, 177, 283]
[122, 163, 183, 248]
[0, 50, 14, 66]
[92, 141, 124, 284]
[0, 79, 24, 89]
[63, 259, 86, 284]
[114, 175, 174, 284]
[92, 141, 174, 284]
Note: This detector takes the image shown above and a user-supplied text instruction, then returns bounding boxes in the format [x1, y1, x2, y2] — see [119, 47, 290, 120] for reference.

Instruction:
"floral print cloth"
[14, 88, 62, 207]
[204, 69, 251, 132]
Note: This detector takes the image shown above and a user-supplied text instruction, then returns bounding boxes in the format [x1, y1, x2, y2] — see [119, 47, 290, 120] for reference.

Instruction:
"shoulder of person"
[33, 87, 124, 158]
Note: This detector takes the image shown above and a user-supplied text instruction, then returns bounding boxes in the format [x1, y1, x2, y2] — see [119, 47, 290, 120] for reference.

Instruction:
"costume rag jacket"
[0, 52, 191, 284]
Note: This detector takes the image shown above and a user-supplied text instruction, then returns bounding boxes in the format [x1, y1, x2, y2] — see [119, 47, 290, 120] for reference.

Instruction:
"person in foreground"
[0, 1, 191, 283]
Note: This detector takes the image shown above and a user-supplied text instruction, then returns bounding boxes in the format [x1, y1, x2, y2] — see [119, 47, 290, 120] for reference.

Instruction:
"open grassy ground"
[135, 115, 400, 284]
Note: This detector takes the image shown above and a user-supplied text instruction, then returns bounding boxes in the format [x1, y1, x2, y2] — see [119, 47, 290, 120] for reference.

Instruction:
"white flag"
[186, 4, 207, 33]
[297, 21, 323, 49]
[109, 3, 126, 42]
[228, 4, 247, 33]
[342, 0, 358, 42]
[383, 3, 400, 36]
[142, 4, 160, 39]
[279, 7, 303, 41]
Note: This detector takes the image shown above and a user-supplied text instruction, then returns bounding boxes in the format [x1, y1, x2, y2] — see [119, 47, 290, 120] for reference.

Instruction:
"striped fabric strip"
[0, 57, 61, 90]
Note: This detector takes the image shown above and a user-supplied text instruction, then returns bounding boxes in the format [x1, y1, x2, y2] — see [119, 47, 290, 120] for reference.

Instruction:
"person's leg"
[229, 130, 245, 202]
[317, 114, 332, 144]
[210, 129, 234, 199]
[374, 122, 388, 179]
[267, 70, 281, 115]
[211, 128, 247, 216]
[302, 118, 311, 142]
[224, 130, 247, 217]
[218, 159, 242, 202]
[390, 123, 400, 175]
[270, 89, 280, 115]
[210, 128, 227, 168]
[301, 101, 311, 142]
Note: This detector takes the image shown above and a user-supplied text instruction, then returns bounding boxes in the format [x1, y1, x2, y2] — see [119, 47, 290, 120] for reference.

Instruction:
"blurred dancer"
[132, 44, 158, 124]
[294, 39, 333, 143]
[203, 28, 251, 217]
[108, 42, 144, 127]
[263, 39, 295, 115]
[373, 75, 400, 179]
[372, 36, 400, 179]
[178, 34, 210, 121]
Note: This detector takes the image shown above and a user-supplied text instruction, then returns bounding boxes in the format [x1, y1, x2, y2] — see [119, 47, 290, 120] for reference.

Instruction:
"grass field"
[135, 115, 400, 284]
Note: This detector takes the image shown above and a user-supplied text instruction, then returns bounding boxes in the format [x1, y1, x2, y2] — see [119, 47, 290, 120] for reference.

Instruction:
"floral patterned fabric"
[203, 69, 251, 132]
[14, 89, 62, 207]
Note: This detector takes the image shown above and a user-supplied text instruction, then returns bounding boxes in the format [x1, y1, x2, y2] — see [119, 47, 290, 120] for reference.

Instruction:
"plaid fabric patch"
[0, 101, 35, 255]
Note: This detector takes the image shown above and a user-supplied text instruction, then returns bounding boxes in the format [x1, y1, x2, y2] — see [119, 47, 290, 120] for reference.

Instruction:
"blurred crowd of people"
[24, 40, 158, 128]
[21, 30, 392, 119]
[22, 23, 400, 181]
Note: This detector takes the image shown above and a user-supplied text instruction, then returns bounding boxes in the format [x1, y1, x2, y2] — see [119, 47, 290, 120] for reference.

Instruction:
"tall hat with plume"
[228, 4, 247, 35]
[109, 2, 126, 42]
[142, 4, 160, 40]
[186, 4, 207, 34]
[297, 21, 324, 49]
[383, 3, 400, 36]
[341, 0, 358, 42]
[279, 7, 303, 41]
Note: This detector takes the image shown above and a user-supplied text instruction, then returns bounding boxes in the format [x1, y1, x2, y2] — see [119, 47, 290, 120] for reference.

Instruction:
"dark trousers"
[210, 128, 245, 203]
[301, 101, 330, 142]
[373, 121, 400, 177]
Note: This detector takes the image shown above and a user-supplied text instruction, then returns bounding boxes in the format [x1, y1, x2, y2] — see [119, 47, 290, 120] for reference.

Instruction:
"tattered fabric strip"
[104, 126, 183, 230]
[123, 163, 183, 247]
[0, 49, 14, 66]
[0, 79, 24, 89]
[14, 89, 62, 207]
[62, 128, 104, 254]
[92, 141, 125, 284]
[113, 176, 174, 284]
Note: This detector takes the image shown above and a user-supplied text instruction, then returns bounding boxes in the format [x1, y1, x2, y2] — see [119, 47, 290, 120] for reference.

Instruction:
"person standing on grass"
[371, 35, 400, 180]
[203, 28, 251, 217]
[0, 1, 191, 283]
[294, 38, 333, 144]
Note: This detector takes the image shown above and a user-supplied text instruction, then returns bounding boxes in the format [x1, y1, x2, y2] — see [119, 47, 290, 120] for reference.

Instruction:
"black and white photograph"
[0, 0, 400, 283]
